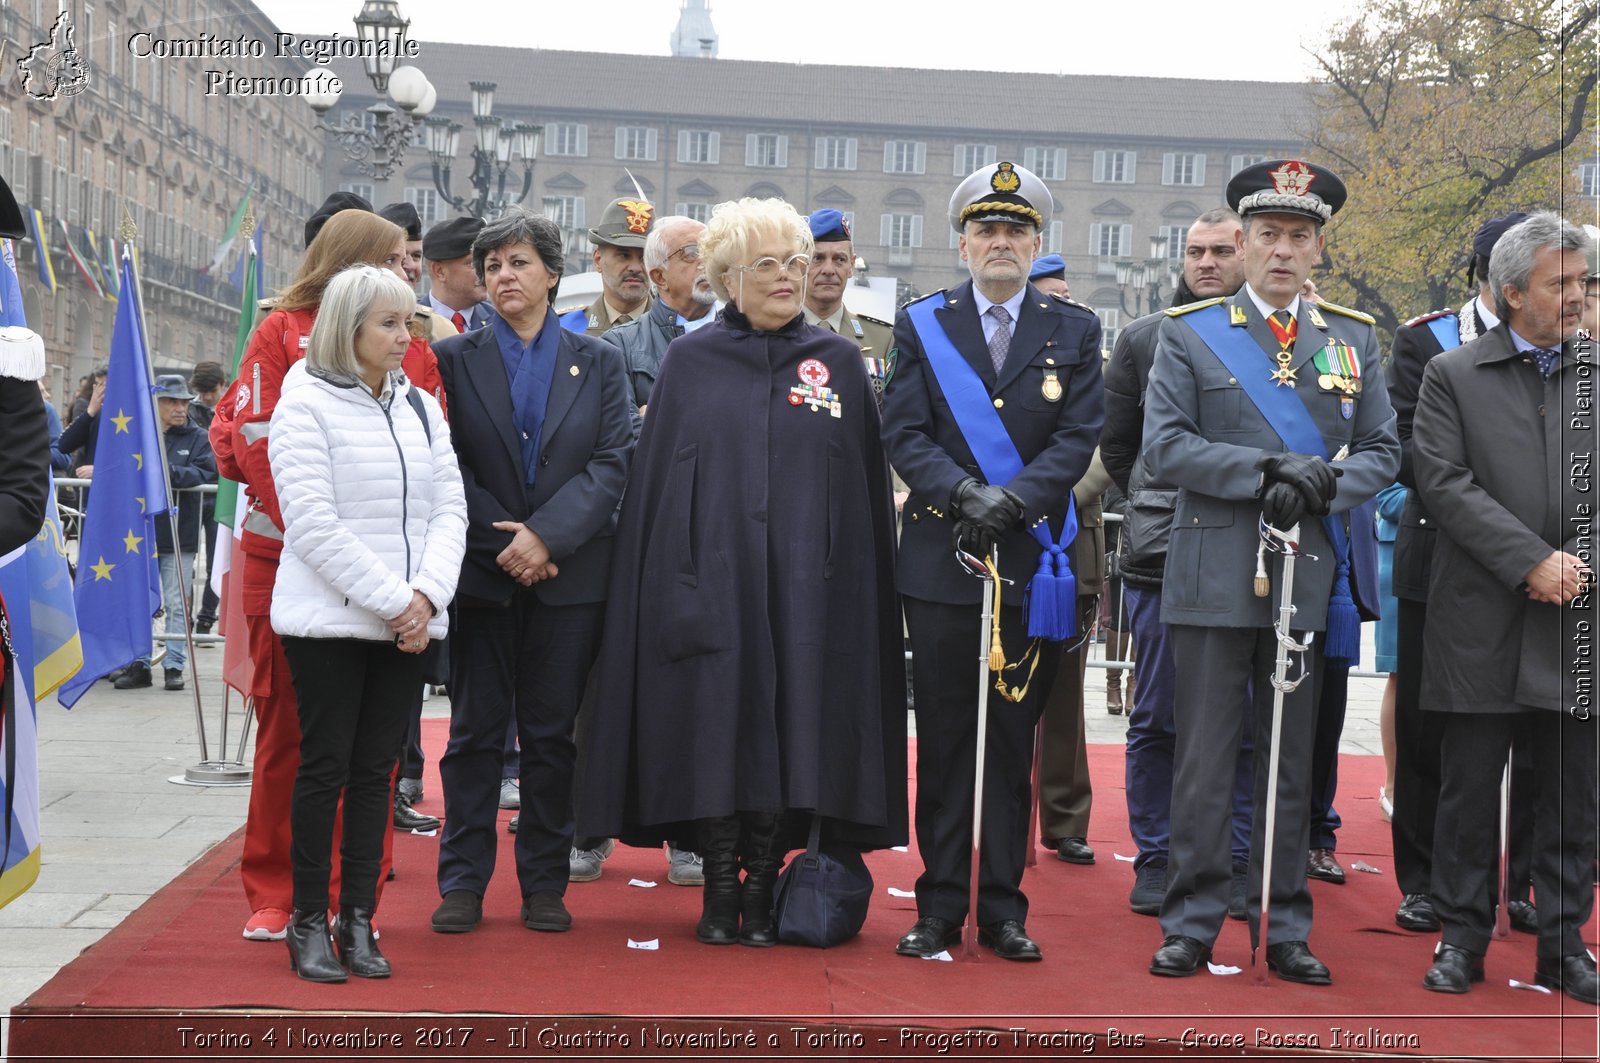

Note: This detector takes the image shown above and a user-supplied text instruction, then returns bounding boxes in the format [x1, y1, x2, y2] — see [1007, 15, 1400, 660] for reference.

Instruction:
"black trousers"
[282, 636, 421, 912]
[904, 597, 1059, 926]
[437, 594, 604, 899]
[1432, 710, 1598, 959]
[1308, 662, 1350, 850]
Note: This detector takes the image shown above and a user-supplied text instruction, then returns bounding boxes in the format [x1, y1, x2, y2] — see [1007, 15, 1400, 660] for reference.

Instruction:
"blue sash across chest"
[1425, 314, 1460, 352]
[906, 294, 1079, 640]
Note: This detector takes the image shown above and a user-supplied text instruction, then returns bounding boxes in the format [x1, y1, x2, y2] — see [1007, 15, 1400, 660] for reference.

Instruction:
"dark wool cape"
[579, 307, 908, 851]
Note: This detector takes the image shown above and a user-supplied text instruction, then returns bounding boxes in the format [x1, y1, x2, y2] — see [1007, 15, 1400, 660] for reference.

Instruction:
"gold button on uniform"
[993, 398, 1004, 409]
[569, 365, 580, 376]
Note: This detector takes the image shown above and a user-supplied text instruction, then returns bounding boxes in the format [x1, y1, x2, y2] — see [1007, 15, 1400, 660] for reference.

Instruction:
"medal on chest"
[1265, 310, 1299, 388]
[1314, 340, 1363, 395]
[789, 358, 842, 418]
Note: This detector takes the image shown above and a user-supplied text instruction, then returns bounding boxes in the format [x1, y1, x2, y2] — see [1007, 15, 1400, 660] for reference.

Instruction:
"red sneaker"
[242, 907, 290, 941]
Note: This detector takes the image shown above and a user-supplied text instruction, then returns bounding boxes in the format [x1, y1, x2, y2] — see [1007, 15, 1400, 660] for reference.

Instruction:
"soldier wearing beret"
[379, 202, 425, 287]
[557, 197, 655, 336]
[424, 217, 495, 334]
[304, 191, 371, 249]
[803, 210, 895, 404]
[1142, 160, 1398, 984]
[1027, 254, 1070, 298]
[882, 161, 1104, 963]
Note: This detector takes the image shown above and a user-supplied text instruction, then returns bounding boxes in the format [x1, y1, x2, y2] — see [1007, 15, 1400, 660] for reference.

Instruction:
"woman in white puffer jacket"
[267, 265, 466, 984]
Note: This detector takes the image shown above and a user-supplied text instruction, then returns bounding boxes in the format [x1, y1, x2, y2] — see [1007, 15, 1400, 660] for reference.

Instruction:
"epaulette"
[257, 297, 279, 312]
[857, 312, 892, 328]
[412, 304, 435, 319]
[1315, 299, 1376, 325]
[1046, 291, 1095, 313]
[555, 305, 587, 316]
[1164, 297, 1226, 317]
[1401, 308, 1456, 329]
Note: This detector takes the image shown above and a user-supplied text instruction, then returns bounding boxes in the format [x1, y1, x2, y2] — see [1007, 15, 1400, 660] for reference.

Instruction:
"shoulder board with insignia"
[1315, 299, 1376, 325]
[1401, 308, 1456, 329]
[1164, 297, 1226, 317]
[555, 305, 587, 316]
[856, 312, 892, 328]
[1047, 292, 1095, 312]
[257, 297, 279, 312]
[413, 304, 434, 318]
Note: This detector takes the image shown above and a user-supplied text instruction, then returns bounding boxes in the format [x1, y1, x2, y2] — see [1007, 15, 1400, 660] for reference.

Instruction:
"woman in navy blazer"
[428, 209, 634, 936]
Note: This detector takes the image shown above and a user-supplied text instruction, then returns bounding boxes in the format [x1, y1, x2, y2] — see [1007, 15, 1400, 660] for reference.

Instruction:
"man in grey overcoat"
[1141, 160, 1398, 984]
[1413, 211, 1598, 1005]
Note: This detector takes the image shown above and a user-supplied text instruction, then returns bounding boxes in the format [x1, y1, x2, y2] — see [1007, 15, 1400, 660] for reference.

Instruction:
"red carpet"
[9, 722, 1597, 1061]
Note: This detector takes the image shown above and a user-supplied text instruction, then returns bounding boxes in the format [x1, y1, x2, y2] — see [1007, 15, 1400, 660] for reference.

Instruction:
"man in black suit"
[882, 161, 1104, 963]
[429, 209, 635, 935]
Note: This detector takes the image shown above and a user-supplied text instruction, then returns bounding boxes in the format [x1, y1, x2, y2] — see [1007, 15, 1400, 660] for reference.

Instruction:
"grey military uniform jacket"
[1142, 289, 1399, 630]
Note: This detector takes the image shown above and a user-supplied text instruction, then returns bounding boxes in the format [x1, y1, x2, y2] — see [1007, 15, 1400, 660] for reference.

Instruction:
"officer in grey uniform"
[1142, 160, 1398, 984]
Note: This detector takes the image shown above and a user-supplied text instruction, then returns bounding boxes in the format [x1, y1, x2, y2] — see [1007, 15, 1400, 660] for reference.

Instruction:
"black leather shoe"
[1535, 953, 1600, 1005]
[285, 909, 346, 983]
[1395, 893, 1441, 932]
[979, 920, 1042, 961]
[1228, 865, 1249, 921]
[1506, 899, 1538, 935]
[521, 891, 572, 932]
[506, 814, 518, 834]
[163, 668, 185, 691]
[1150, 935, 1210, 977]
[393, 792, 440, 833]
[1306, 848, 1345, 884]
[1266, 940, 1331, 985]
[896, 916, 960, 957]
[336, 906, 390, 978]
[1128, 860, 1167, 916]
[430, 890, 482, 934]
[113, 663, 152, 689]
[1423, 943, 1484, 993]
[1055, 837, 1094, 865]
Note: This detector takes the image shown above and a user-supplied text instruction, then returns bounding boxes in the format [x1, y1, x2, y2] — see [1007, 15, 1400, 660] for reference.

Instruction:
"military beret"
[1227, 160, 1346, 223]
[808, 209, 851, 243]
[379, 202, 423, 241]
[1029, 254, 1067, 281]
[1471, 212, 1530, 260]
[587, 197, 655, 249]
[422, 216, 484, 261]
[304, 191, 373, 248]
[949, 161, 1051, 232]
[0, 173, 24, 239]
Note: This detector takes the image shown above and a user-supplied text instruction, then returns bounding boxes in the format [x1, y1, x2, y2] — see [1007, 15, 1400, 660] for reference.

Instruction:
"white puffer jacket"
[268, 361, 466, 641]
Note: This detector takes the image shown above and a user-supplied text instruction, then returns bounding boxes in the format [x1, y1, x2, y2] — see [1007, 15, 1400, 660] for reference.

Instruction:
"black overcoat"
[579, 307, 907, 851]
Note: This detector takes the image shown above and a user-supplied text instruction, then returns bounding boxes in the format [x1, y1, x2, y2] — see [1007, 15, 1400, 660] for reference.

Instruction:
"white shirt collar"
[1243, 283, 1300, 323]
[972, 284, 1027, 327]
[1472, 294, 1501, 331]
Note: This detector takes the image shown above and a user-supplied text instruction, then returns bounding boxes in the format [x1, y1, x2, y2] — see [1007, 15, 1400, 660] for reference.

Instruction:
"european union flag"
[58, 253, 169, 708]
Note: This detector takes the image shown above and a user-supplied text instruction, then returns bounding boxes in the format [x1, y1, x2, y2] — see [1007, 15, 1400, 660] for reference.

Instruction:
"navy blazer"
[882, 280, 1104, 606]
[434, 317, 634, 606]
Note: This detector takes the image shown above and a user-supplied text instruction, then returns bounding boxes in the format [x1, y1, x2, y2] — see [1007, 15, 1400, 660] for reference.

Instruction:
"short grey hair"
[1489, 210, 1590, 319]
[643, 216, 704, 275]
[307, 265, 416, 381]
[471, 208, 565, 298]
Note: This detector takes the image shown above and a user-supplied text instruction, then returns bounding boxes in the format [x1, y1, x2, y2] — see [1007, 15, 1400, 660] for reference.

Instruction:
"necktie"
[1269, 309, 1296, 349]
[987, 305, 1011, 374]
[451, 311, 467, 333]
[1530, 347, 1561, 378]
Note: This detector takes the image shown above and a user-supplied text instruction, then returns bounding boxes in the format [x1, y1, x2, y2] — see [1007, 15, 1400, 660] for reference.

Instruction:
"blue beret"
[1030, 254, 1067, 281]
[808, 209, 851, 243]
[1473, 213, 1530, 260]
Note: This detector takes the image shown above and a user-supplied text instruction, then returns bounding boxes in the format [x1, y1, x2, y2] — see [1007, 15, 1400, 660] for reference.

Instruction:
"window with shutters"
[1096, 307, 1121, 352]
[1023, 147, 1066, 181]
[405, 187, 443, 227]
[543, 195, 586, 234]
[881, 213, 922, 266]
[1158, 224, 1188, 262]
[547, 123, 588, 157]
[1581, 161, 1600, 197]
[1089, 222, 1131, 258]
[678, 130, 719, 164]
[883, 140, 926, 175]
[1230, 153, 1266, 176]
[340, 181, 375, 203]
[1092, 150, 1136, 184]
[82, 148, 95, 228]
[614, 126, 657, 162]
[953, 143, 997, 176]
[674, 201, 712, 223]
[746, 133, 788, 168]
[1045, 220, 1063, 255]
[1163, 152, 1206, 186]
[815, 136, 857, 171]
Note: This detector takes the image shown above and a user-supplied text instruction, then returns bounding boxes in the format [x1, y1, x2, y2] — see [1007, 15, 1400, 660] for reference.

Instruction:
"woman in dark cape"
[581, 197, 906, 947]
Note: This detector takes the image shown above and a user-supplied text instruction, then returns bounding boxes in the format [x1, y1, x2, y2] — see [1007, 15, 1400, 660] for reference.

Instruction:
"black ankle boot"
[738, 813, 783, 947]
[336, 906, 390, 978]
[286, 909, 346, 983]
[695, 816, 741, 945]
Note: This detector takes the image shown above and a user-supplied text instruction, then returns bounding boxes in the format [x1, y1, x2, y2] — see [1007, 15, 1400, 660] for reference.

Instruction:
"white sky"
[249, 0, 1360, 82]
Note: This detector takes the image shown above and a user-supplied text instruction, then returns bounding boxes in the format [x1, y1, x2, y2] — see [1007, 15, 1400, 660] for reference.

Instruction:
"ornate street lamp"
[426, 81, 540, 220]
[304, 1, 436, 181]
[1113, 234, 1177, 318]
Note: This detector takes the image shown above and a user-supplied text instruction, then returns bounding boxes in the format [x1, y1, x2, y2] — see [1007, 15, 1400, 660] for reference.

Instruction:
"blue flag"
[58, 253, 169, 708]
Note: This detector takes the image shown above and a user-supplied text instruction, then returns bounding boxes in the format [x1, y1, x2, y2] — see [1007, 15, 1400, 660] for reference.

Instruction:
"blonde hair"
[700, 197, 812, 303]
[306, 265, 417, 381]
[276, 210, 406, 312]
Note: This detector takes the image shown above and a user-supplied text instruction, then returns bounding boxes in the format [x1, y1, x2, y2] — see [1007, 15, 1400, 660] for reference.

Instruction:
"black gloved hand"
[1255, 452, 1342, 515]
[1261, 480, 1307, 532]
[952, 520, 996, 562]
[950, 477, 1025, 538]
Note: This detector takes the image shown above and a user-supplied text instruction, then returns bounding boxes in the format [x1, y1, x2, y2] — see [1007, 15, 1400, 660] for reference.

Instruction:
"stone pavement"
[0, 631, 1387, 1057]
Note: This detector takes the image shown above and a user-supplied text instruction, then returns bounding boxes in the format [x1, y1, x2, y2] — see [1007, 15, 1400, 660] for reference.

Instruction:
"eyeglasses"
[667, 244, 702, 263]
[731, 254, 811, 281]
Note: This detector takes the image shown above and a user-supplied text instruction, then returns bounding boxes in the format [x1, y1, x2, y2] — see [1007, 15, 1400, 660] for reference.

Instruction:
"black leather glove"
[1261, 480, 1307, 532]
[1255, 452, 1342, 515]
[951, 520, 996, 562]
[950, 477, 1025, 538]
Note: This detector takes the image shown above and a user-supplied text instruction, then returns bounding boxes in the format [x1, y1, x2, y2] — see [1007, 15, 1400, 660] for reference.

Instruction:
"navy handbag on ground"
[773, 815, 874, 948]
